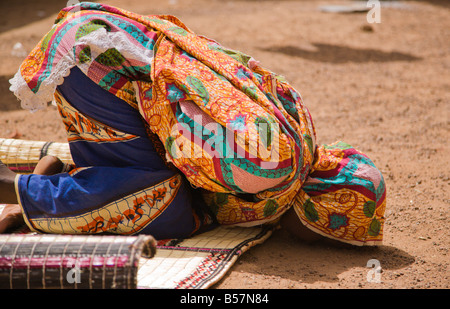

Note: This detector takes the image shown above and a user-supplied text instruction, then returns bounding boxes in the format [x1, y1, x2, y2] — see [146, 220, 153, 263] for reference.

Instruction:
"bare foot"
[0, 156, 66, 233]
[0, 204, 23, 233]
[0, 160, 18, 204]
[34, 155, 65, 175]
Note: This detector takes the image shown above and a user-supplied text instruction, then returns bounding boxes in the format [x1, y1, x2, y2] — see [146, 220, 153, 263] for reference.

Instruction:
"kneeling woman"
[1, 2, 386, 246]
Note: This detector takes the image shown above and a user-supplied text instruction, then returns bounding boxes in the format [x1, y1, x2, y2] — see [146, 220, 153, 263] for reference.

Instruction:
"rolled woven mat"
[0, 138, 72, 174]
[0, 234, 156, 289]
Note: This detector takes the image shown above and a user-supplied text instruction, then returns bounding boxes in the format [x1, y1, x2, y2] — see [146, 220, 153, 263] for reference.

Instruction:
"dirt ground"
[0, 0, 448, 289]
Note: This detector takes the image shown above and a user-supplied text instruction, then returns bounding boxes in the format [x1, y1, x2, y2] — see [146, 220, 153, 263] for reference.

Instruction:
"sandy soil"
[0, 0, 448, 289]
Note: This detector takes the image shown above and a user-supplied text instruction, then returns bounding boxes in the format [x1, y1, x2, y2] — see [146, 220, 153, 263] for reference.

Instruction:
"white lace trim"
[9, 27, 154, 112]
[9, 52, 75, 112]
[77, 27, 154, 65]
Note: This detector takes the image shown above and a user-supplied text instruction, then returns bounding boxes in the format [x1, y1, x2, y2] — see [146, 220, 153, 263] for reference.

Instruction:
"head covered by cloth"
[10, 2, 386, 245]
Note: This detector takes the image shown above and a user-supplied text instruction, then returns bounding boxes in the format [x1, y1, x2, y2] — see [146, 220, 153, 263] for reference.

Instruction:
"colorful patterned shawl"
[10, 3, 386, 245]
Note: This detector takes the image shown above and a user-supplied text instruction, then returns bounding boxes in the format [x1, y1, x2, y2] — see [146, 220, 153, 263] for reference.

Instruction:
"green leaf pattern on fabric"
[95, 48, 126, 67]
[368, 218, 381, 236]
[78, 46, 91, 64]
[255, 117, 273, 148]
[263, 199, 278, 217]
[186, 75, 210, 105]
[363, 200, 376, 218]
[168, 26, 188, 36]
[75, 20, 111, 41]
[303, 198, 319, 222]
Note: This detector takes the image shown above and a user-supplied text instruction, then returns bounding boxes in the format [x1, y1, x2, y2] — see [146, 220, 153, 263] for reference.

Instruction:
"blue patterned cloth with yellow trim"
[16, 67, 213, 239]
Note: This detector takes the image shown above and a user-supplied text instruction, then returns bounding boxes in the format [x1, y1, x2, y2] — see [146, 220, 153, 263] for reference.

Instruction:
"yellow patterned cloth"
[10, 3, 386, 245]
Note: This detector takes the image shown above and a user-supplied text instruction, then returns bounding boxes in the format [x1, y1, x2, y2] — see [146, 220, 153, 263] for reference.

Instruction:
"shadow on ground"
[0, 0, 98, 34]
[260, 43, 422, 64]
[224, 229, 414, 285]
[0, 76, 21, 111]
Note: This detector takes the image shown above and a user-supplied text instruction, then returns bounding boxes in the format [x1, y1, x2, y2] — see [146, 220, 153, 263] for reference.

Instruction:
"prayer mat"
[0, 232, 156, 289]
[0, 204, 271, 289]
[137, 225, 272, 289]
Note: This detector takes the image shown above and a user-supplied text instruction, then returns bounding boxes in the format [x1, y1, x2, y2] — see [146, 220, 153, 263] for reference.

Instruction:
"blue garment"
[57, 66, 167, 170]
[17, 66, 213, 239]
